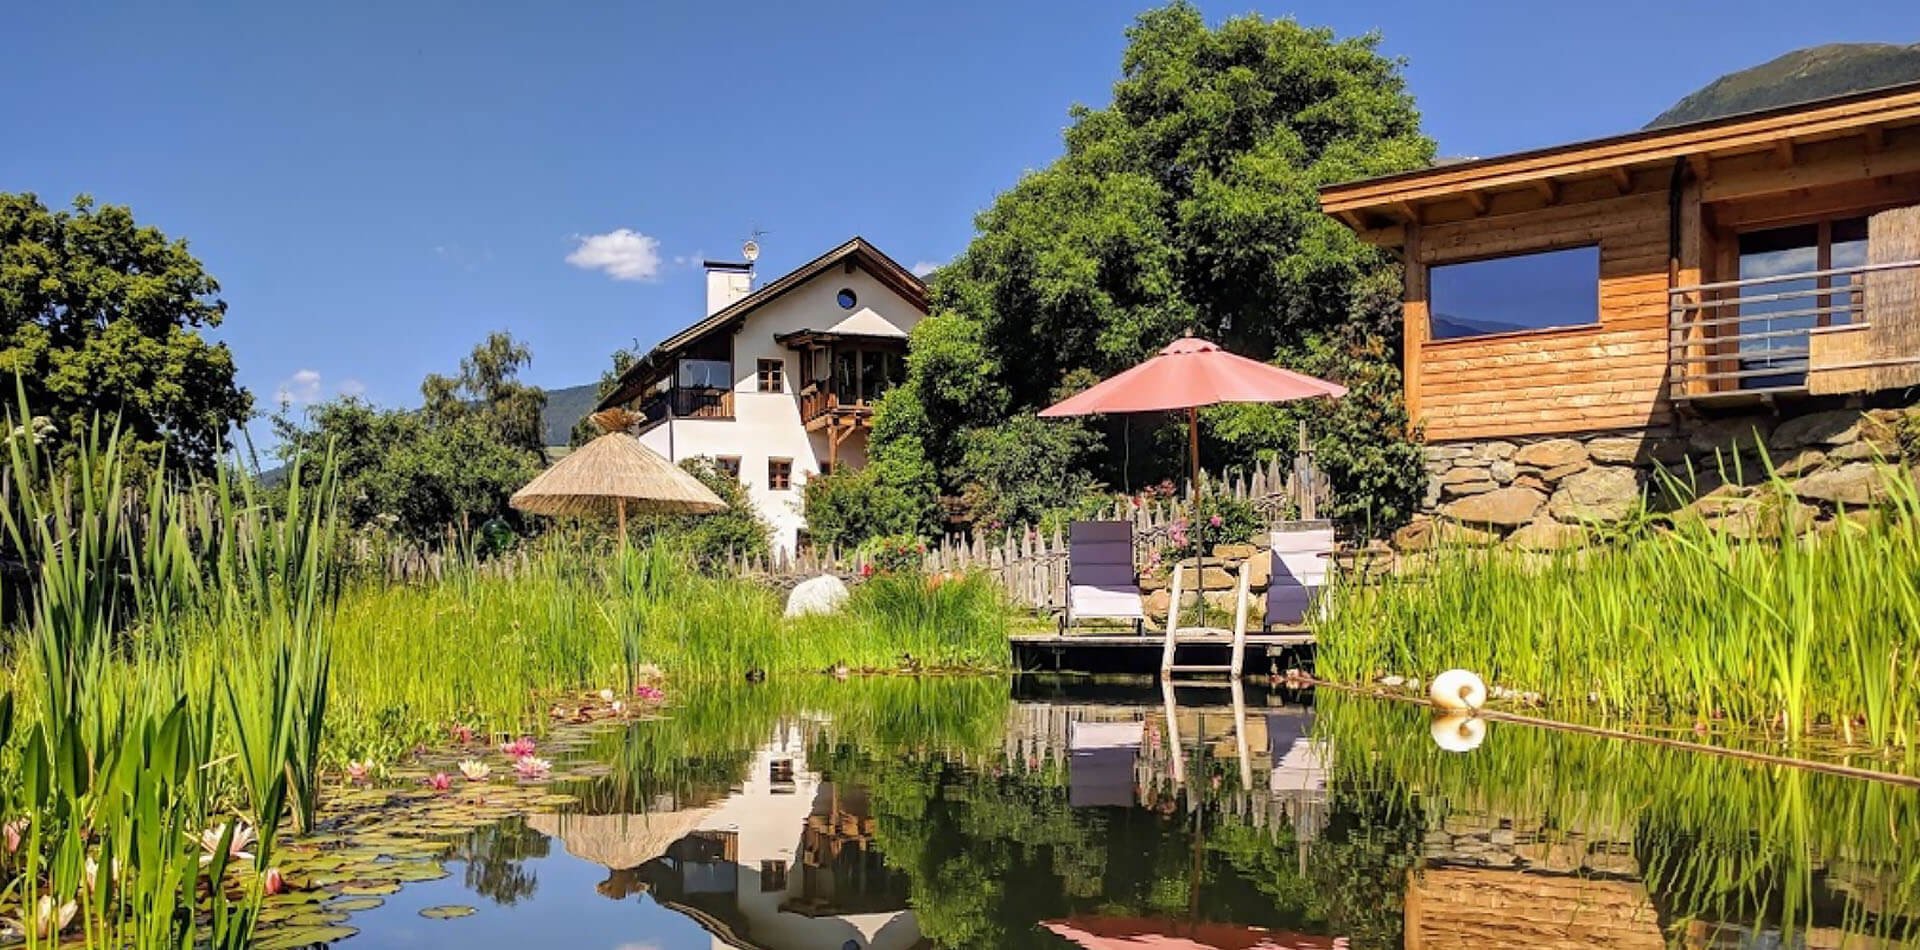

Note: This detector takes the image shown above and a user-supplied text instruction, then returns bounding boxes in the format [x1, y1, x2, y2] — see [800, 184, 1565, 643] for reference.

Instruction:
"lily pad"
[325, 896, 386, 912]
[419, 904, 478, 920]
[338, 880, 403, 896]
[254, 924, 359, 948]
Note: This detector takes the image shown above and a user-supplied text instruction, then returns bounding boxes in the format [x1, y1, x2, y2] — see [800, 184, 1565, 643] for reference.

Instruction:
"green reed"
[1316, 463, 1920, 751]
[0, 406, 339, 947]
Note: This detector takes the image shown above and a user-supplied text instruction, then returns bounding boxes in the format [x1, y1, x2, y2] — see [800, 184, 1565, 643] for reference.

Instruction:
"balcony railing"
[799, 384, 877, 429]
[1668, 259, 1920, 399]
[636, 386, 734, 427]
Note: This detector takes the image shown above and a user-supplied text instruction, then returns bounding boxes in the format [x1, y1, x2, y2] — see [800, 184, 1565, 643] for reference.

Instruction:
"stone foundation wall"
[1401, 403, 1918, 551]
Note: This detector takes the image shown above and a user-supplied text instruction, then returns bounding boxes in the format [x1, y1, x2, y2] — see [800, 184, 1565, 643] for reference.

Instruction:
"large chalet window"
[1428, 246, 1601, 341]
[1735, 217, 1868, 390]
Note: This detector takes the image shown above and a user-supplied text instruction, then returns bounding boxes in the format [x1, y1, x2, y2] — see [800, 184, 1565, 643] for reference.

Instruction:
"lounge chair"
[1062, 521, 1145, 634]
[1264, 521, 1335, 631]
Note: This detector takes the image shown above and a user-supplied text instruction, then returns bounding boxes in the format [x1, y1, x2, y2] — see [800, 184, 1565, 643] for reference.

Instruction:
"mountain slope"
[540, 382, 602, 447]
[1648, 43, 1920, 129]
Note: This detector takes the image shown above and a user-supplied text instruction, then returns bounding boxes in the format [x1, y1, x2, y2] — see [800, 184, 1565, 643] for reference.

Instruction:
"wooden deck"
[1011, 628, 1314, 676]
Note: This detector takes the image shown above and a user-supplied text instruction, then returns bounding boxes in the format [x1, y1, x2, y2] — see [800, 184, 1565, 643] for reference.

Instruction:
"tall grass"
[0, 412, 338, 947]
[1316, 466, 1920, 751]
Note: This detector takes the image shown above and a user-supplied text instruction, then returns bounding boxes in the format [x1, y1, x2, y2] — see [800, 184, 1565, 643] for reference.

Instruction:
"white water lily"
[33, 896, 78, 937]
[458, 759, 491, 781]
[597, 688, 615, 702]
[513, 755, 551, 779]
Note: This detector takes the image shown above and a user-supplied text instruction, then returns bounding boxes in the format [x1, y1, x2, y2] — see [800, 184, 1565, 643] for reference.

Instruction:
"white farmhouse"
[597, 238, 928, 555]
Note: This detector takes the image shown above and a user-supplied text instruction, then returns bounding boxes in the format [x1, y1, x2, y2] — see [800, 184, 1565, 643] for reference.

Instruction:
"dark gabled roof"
[597, 237, 929, 410]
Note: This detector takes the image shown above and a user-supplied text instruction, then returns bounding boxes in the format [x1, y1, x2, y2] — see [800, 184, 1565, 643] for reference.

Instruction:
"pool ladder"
[1158, 560, 1251, 682]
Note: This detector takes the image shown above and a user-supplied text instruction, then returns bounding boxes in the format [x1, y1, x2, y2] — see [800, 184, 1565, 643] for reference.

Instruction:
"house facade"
[597, 238, 928, 554]
[1321, 82, 1920, 548]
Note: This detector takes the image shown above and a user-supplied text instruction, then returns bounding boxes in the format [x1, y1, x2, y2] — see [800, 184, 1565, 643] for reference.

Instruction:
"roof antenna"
[742, 227, 769, 272]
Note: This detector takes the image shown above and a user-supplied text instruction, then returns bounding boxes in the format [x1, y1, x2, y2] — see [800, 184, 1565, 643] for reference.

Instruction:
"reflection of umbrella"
[510, 410, 726, 535]
[1041, 915, 1346, 950]
[524, 809, 717, 870]
[1039, 335, 1345, 494]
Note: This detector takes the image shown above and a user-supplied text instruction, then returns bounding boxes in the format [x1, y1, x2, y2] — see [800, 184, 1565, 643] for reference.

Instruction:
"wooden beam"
[1336, 209, 1367, 230]
[1608, 166, 1632, 194]
[1355, 223, 1407, 247]
[1463, 189, 1489, 215]
[1863, 125, 1886, 154]
[1687, 153, 1711, 179]
[1772, 137, 1796, 167]
[1532, 177, 1561, 205]
[1393, 200, 1421, 225]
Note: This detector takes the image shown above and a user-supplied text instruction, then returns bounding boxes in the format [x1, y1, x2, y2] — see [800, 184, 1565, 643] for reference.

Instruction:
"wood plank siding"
[1320, 82, 1920, 443]
[1411, 191, 1674, 441]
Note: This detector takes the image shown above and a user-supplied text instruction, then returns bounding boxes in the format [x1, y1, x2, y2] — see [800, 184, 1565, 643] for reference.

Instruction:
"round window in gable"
[836, 289, 858, 310]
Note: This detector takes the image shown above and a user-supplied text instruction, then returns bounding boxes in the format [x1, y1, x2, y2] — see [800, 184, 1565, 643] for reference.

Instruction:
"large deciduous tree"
[0, 193, 250, 471]
[877, 3, 1435, 535]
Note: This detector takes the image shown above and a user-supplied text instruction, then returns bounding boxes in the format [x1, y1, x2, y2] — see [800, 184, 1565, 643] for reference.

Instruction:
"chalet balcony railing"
[799, 384, 877, 428]
[1668, 259, 1920, 399]
[636, 386, 734, 427]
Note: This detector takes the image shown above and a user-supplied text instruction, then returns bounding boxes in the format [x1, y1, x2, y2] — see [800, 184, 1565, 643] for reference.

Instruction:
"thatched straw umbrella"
[510, 409, 726, 536]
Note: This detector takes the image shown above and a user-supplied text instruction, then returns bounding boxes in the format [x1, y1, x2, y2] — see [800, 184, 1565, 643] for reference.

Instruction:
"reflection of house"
[541, 730, 923, 950]
[595, 239, 929, 554]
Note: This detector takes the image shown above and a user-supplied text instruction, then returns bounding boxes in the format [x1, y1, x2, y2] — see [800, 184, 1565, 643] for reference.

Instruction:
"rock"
[1585, 436, 1649, 464]
[1144, 589, 1171, 617]
[1513, 438, 1588, 469]
[1439, 486, 1546, 527]
[1684, 493, 1816, 539]
[1689, 417, 1773, 456]
[1489, 459, 1517, 484]
[1197, 566, 1239, 590]
[1772, 448, 1826, 478]
[1396, 519, 1500, 552]
[1506, 518, 1587, 551]
[1246, 553, 1271, 588]
[1424, 445, 1474, 462]
[1139, 571, 1168, 593]
[1793, 464, 1888, 507]
[1547, 466, 1641, 523]
[784, 575, 850, 618]
[1539, 460, 1591, 484]
[1769, 409, 1861, 448]
[1442, 477, 1498, 498]
[1202, 591, 1240, 613]
[1444, 463, 1499, 485]
[1476, 441, 1518, 461]
[1829, 438, 1896, 462]
[1512, 474, 1547, 492]
[1211, 543, 1257, 560]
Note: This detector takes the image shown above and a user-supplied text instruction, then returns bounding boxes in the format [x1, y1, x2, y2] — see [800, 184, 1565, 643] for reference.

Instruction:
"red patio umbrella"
[1039, 335, 1346, 494]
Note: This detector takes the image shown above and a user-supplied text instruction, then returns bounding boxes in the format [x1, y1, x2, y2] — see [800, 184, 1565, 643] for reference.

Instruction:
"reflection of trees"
[449, 817, 551, 906]
[815, 739, 1370, 949]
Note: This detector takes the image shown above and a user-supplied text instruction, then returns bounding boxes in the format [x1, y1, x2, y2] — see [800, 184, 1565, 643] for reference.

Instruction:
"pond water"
[326, 677, 1920, 949]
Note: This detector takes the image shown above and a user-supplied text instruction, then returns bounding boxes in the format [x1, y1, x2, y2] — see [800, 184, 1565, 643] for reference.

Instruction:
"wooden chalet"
[1321, 82, 1920, 445]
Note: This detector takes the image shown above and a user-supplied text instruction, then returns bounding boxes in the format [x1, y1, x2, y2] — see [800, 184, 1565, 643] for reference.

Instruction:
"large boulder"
[1507, 518, 1588, 552]
[1547, 466, 1641, 523]
[1769, 409, 1861, 448]
[1793, 464, 1888, 507]
[1438, 487, 1546, 528]
[784, 575, 850, 618]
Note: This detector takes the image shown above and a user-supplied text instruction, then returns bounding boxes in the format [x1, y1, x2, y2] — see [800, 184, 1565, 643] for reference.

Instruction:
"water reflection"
[345, 678, 1920, 949]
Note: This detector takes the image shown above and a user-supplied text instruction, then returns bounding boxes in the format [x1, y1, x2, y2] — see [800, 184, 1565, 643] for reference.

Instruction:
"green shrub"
[802, 465, 931, 551]
[650, 457, 770, 567]
[1162, 492, 1262, 561]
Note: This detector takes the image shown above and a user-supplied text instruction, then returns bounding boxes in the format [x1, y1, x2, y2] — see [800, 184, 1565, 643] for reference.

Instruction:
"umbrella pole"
[1187, 407, 1200, 499]
[617, 498, 628, 547]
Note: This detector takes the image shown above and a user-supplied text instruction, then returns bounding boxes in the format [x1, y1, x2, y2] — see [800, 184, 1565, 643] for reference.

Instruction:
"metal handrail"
[1672, 258, 1920, 295]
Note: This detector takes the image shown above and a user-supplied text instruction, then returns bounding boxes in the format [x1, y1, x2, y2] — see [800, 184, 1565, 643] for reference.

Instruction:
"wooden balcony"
[1669, 257, 1920, 405]
[799, 385, 875, 432]
[635, 386, 734, 429]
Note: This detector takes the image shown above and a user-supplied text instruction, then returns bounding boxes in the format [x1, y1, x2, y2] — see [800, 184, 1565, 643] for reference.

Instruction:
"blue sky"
[5, 1, 1918, 436]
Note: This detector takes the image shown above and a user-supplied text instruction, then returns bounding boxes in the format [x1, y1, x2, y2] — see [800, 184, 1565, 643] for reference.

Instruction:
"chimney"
[704, 260, 753, 315]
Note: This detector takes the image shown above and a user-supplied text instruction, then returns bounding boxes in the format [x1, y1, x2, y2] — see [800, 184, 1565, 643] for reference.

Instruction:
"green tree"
[879, 3, 1433, 532]
[654, 457, 770, 565]
[0, 193, 250, 471]
[570, 340, 644, 447]
[273, 333, 548, 544]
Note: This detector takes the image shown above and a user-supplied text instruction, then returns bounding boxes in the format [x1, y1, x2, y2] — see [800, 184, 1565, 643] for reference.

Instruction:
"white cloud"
[910, 260, 942, 277]
[337, 378, 367, 398]
[567, 229, 663, 282]
[275, 369, 323, 405]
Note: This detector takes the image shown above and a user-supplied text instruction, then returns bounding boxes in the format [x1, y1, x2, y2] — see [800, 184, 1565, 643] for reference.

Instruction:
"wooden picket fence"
[728, 450, 1331, 613]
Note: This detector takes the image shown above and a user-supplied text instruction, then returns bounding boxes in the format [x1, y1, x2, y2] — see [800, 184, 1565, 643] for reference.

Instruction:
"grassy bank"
[1316, 469, 1920, 752]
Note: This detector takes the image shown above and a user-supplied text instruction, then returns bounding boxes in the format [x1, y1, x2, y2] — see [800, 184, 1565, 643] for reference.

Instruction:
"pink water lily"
[513, 755, 551, 779]
[199, 822, 257, 866]
[263, 867, 287, 896]
[2, 818, 24, 854]
[33, 896, 78, 938]
[425, 773, 452, 792]
[458, 759, 491, 781]
[346, 760, 372, 784]
[634, 684, 665, 703]
[449, 723, 476, 744]
[500, 737, 537, 757]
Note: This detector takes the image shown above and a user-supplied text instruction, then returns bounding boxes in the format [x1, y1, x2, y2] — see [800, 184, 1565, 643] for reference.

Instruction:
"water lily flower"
[458, 759, 491, 781]
[199, 822, 256, 865]
[449, 723, 476, 744]
[597, 688, 615, 702]
[33, 895, 78, 937]
[513, 755, 551, 779]
[425, 772, 452, 792]
[346, 760, 372, 784]
[2, 818, 24, 854]
[610, 700, 626, 715]
[634, 684, 665, 703]
[263, 867, 287, 896]
[500, 737, 537, 758]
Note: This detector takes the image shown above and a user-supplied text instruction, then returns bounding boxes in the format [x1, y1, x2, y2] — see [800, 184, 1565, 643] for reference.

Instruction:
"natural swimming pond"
[281, 677, 1920, 949]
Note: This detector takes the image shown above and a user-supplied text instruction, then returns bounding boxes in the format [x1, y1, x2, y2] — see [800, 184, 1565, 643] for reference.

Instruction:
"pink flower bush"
[1208, 514, 1223, 528]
